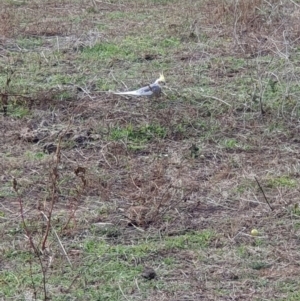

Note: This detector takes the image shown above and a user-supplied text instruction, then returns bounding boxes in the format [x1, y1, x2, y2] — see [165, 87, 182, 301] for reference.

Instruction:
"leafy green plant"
[81, 42, 133, 60]
[110, 124, 167, 143]
[266, 176, 296, 188]
[9, 104, 31, 118]
[223, 138, 238, 149]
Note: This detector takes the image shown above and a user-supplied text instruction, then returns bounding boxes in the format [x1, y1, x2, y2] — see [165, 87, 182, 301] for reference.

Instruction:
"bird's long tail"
[113, 90, 140, 96]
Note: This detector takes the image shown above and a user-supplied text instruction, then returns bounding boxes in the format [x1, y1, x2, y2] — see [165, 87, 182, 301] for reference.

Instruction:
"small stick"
[201, 94, 231, 107]
[289, 0, 300, 8]
[40, 211, 72, 267]
[255, 177, 273, 211]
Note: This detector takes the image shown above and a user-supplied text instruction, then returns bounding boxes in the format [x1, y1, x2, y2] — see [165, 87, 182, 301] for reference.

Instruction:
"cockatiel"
[113, 73, 165, 98]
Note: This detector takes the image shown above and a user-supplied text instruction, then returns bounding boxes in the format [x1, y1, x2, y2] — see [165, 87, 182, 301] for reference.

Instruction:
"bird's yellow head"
[155, 73, 166, 85]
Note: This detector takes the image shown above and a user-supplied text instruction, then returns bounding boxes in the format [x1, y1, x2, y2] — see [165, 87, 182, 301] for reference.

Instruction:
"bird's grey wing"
[136, 84, 162, 97]
[135, 85, 153, 96]
[113, 84, 161, 97]
[113, 85, 153, 96]
[148, 84, 162, 96]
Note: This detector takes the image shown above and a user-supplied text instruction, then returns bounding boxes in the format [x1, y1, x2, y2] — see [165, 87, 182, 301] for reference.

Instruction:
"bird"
[113, 73, 165, 98]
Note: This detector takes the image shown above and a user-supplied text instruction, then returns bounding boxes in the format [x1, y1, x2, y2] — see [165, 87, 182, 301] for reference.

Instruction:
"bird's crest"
[155, 72, 165, 84]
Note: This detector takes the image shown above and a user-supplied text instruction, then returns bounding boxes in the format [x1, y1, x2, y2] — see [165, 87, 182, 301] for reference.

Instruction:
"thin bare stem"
[255, 177, 273, 211]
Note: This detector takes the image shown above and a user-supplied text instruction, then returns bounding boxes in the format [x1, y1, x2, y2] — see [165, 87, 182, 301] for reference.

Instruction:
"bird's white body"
[113, 73, 165, 98]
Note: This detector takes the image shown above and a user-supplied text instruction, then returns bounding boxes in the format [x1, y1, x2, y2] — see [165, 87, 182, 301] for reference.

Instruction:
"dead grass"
[1, 0, 300, 300]
[202, 0, 300, 57]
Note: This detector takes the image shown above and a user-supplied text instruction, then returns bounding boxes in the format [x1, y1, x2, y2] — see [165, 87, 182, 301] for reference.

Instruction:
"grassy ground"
[1, 0, 300, 300]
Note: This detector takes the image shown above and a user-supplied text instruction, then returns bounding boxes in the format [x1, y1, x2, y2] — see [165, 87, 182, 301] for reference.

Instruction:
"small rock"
[141, 266, 156, 280]
[73, 134, 88, 144]
[43, 143, 57, 154]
